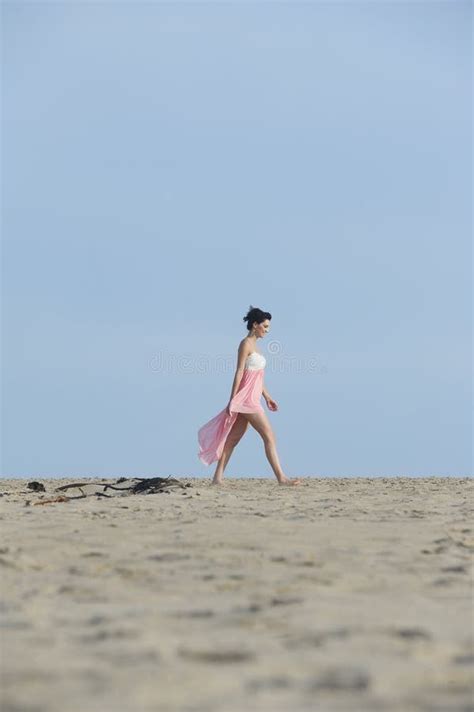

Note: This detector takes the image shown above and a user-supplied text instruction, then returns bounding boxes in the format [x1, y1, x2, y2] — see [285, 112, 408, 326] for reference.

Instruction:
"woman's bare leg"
[243, 411, 302, 486]
[212, 414, 249, 485]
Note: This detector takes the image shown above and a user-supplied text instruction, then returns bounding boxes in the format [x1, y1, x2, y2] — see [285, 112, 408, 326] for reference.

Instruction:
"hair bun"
[242, 305, 272, 332]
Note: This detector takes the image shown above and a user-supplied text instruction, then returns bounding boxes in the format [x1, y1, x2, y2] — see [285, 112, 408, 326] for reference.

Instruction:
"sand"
[0, 476, 472, 712]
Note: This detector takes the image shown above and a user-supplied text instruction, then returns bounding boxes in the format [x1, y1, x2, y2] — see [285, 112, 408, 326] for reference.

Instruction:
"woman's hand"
[265, 397, 278, 412]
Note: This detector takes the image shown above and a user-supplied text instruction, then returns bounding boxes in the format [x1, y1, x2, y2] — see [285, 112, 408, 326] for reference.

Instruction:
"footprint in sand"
[80, 628, 139, 643]
[177, 646, 255, 663]
[246, 675, 292, 691]
[283, 626, 352, 649]
[390, 627, 432, 640]
[170, 609, 214, 619]
[270, 596, 304, 606]
[307, 665, 370, 691]
[147, 553, 191, 562]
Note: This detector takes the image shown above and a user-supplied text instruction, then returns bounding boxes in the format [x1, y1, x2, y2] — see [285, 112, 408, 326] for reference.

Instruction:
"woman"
[197, 305, 301, 486]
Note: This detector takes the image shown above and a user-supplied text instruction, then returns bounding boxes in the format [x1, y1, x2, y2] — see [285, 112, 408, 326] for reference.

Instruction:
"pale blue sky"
[2, 1, 472, 478]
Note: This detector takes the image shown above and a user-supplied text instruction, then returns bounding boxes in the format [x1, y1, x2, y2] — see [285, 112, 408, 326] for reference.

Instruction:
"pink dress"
[197, 352, 267, 466]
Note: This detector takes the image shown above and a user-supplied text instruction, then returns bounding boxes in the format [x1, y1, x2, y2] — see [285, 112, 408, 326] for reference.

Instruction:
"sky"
[2, 0, 472, 478]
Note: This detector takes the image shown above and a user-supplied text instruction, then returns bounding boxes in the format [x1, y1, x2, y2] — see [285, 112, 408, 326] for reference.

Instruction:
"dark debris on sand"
[26, 477, 192, 504]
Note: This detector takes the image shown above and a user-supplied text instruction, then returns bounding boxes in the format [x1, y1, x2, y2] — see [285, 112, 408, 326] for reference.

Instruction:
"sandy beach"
[0, 476, 472, 712]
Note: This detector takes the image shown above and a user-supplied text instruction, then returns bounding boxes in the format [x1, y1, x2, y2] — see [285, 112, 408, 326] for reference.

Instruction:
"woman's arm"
[262, 385, 271, 402]
[228, 342, 250, 403]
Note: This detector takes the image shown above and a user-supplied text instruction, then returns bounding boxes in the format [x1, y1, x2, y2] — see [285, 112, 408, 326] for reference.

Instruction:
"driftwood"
[54, 476, 191, 498]
[105, 477, 187, 494]
[54, 483, 113, 498]
[34, 495, 71, 505]
[22, 477, 192, 505]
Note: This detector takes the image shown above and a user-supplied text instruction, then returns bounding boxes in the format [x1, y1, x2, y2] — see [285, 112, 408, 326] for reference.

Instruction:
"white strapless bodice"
[244, 352, 266, 371]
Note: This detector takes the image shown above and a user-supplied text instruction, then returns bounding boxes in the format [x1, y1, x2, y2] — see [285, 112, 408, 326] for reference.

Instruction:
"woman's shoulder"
[238, 337, 258, 356]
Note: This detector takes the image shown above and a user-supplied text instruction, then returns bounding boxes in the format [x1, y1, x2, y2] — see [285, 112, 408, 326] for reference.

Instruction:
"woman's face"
[253, 319, 271, 338]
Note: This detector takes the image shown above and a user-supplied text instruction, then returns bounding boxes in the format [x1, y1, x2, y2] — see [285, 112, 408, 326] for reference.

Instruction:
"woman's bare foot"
[278, 477, 302, 486]
[211, 478, 223, 485]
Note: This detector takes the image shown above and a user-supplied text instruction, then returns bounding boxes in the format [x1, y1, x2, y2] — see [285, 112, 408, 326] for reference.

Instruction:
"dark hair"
[242, 305, 272, 332]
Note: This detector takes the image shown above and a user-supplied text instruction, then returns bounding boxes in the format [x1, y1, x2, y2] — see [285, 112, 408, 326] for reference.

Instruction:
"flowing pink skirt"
[197, 368, 264, 466]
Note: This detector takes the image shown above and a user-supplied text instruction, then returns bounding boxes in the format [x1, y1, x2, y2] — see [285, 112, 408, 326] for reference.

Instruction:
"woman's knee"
[245, 413, 274, 443]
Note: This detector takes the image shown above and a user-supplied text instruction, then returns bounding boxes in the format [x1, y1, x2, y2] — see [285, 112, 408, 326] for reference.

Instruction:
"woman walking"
[197, 306, 301, 486]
